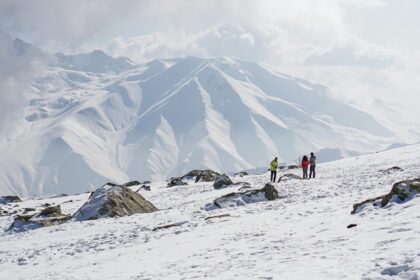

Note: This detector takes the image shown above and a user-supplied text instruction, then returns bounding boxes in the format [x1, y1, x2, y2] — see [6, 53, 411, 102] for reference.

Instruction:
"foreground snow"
[0, 145, 419, 279]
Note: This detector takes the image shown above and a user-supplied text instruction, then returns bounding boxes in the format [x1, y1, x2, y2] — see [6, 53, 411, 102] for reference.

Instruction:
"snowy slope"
[0, 38, 400, 196]
[0, 144, 419, 279]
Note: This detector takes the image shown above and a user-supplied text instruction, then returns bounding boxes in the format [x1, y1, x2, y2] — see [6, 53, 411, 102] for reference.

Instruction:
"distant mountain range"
[0, 33, 397, 196]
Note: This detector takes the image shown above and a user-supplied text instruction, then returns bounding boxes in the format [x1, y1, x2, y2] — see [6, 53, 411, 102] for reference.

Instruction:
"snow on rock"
[7, 205, 71, 233]
[352, 178, 420, 214]
[184, 169, 220, 182]
[167, 169, 221, 187]
[208, 183, 279, 209]
[213, 174, 233, 189]
[73, 183, 158, 221]
[0, 196, 22, 204]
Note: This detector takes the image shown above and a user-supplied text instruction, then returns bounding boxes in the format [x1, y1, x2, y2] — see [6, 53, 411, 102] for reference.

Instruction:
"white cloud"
[0, 31, 45, 133]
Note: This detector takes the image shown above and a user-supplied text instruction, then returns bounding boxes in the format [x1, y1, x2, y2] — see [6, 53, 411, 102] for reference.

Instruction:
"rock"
[287, 165, 300, 170]
[39, 206, 64, 217]
[167, 177, 188, 187]
[167, 169, 221, 187]
[213, 174, 233, 189]
[122, 180, 141, 187]
[183, 169, 220, 182]
[142, 181, 151, 184]
[73, 183, 158, 221]
[277, 173, 302, 182]
[234, 171, 248, 177]
[0, 206, 8, 216]
[380, 166, 403, 173]
[210, 183, 279, 209]
[347, 224, 357, 229]
[352, 178, 420, 214]
[7, 205, 71, 233]
[152, 221, 188, 232]
[205, 214, 231, 221]
[23, 208, 36, 213]
[0, 196, 22, 204]
[136, 185, 151, 191]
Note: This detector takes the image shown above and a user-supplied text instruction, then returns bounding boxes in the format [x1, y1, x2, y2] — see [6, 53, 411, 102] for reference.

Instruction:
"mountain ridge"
[0, 34, 400, 196]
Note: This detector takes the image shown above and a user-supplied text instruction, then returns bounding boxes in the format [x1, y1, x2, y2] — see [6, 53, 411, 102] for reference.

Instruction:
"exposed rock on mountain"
[73, 183, 158, 221]
[208, 183, 279, 209]
[7, 205, 71, 233]
[213, 174, 233, 189]
[0, 196, 22, 204]
[352, 178, 420, 214]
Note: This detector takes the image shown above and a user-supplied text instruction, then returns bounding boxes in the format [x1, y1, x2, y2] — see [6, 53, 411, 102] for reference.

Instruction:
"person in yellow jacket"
[270, 157, 278, 182]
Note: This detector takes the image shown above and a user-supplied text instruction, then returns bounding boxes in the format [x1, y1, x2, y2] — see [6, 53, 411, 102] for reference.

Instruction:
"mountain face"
[50, 50, 135, 74]
[0, 42, 396, 196]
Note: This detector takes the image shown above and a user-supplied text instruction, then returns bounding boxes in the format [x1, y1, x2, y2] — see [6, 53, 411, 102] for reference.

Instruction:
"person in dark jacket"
[301, 155, 309, 179]
[309, 152, 316, 178]
[269, 157, 278, 183]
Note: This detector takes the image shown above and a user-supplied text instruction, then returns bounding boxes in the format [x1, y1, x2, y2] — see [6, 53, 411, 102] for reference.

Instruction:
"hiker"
[301, 155, 310, 179]
[269, 157, 278, 183]
[309, 152, 316, 178]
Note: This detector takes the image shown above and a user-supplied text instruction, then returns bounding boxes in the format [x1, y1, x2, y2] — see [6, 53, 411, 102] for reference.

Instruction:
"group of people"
[269, 152, 317, 183]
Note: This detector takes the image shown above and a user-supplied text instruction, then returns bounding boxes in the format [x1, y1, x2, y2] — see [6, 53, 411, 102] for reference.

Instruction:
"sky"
[0, 0, 419, 140]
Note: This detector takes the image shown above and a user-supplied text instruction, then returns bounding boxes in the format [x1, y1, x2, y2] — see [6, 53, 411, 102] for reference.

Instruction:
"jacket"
[270, 160, 278, 171]
[301, 159, 309, 169]
[310, 155, 316, 166]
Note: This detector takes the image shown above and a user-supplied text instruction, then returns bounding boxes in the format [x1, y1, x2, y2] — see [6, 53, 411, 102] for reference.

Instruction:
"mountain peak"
[51, 49, 136, 74]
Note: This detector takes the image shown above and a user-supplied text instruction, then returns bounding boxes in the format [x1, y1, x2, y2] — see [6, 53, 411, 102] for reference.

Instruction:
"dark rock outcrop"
[213, 174, 233, 189]
[136, 185, 151, 191]
[352, 178, 420, 214]
[183, 169, 220, 182]
[234, 171, 248, 177]
[167, 169, 221, 187]
[167, 177, 188, 187]
[0, 196, 22, 204]
[73, 183, 158, 221]
[277, 173, 302, 182]
[7, 205, 71, 233]
[209, 183, 279, 209]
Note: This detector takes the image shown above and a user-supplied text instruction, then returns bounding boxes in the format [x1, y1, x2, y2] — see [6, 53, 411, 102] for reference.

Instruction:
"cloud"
[305, 39, 395, 68]
[0, 31, 45, 133]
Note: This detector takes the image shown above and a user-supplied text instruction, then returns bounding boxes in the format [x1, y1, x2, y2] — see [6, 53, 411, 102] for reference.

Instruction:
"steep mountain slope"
[0, 44, 398, 195]
[1, 144, 419, 279]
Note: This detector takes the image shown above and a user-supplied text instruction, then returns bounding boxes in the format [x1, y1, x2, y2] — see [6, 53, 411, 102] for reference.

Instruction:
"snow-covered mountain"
[50, 50, 136, 74]
[0, 37, 399, 196]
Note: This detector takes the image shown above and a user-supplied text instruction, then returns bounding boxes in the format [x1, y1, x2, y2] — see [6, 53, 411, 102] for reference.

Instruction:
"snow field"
[0, 144, 419, 279]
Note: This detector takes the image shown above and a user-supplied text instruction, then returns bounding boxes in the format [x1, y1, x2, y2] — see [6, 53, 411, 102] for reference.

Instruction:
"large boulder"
[208, 183, 279, 209]
[213, 174, 233, 190]
[352, 178, 420, 214]
[73, 183, 158, 221]
[0, 196, 22, 204]
[7, 205, 71, 233]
